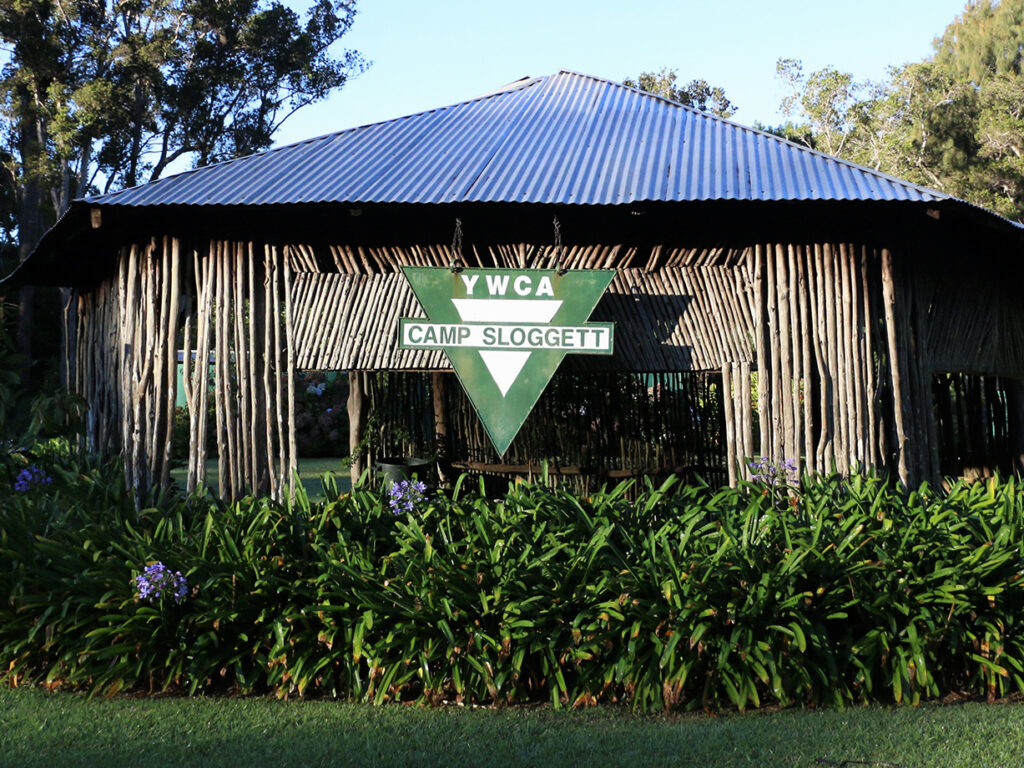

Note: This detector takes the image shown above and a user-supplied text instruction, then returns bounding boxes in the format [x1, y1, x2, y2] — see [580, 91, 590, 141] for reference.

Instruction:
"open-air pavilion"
[5, 70, 1024, 501]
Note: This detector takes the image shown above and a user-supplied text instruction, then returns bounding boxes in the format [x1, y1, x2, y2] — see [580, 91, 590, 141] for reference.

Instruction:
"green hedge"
[2, 442, 1024, 710]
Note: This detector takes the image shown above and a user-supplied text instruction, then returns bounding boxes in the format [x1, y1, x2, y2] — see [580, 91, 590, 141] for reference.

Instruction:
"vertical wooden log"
[118, 247, 134, 498]
[739, 361, 754, 465]
[194, 247, 214, 494]
[348, 371, 367, 485]
[248, 243, 267, 495]
[263, 245, 279, 499]
[432, 371, 449, 483]
[862, 248, 881, 468]
[766, 245, 783, 461]
[161, 237, 181, 488]
[213, 243, 230, 499]
[786, 244, 802, 474]
[722, 362, 737, 486]
[148, 239, 168, 485]
[284, 251, 298, 497]
[270, 248, 287, 498]
[181, 293, 194, 471]
[233, 243, 250, 493]
[753, 245, 770, 458]
[144, 243, 156, 491]
[796, 247, 814, 473]
[839, 244, 859, 470]
[824, 244, 846, 471]
[809, 245, 831, 471]
[881, 248, 909, 485]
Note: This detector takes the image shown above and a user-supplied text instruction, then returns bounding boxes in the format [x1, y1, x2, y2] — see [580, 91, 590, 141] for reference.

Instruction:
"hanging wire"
[552, 215, 567, 274]
[449, 218, 464, 272]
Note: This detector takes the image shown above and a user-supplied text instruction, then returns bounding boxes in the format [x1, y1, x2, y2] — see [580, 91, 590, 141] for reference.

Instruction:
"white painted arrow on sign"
[450, 299, 562, 396]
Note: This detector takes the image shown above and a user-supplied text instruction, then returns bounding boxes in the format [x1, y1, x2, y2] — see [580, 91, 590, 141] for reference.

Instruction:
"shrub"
[1, 463, 1024, 711]
[294, 373, 349, 457]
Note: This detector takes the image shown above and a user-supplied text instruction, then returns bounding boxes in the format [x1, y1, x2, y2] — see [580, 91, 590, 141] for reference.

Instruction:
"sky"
[273, 0, 973, 147]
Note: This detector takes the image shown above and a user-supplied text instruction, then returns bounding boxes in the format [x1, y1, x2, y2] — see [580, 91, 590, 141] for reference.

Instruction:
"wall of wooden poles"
[75, 272, 122, 460]
[75, 237, 296, 503]
[74, 237, 184, 504]
[179, 241, 296, 501]
[290, 240, 895, 485]
[741, 243, 888, 484]
[71, 233, 1024, 502]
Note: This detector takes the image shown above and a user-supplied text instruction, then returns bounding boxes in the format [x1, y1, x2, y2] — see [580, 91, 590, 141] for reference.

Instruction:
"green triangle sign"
[399, 267, 615, 456]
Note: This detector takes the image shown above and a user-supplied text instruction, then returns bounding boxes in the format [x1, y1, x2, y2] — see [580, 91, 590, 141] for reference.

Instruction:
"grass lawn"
[170, 458, 352, 499]
[2, 688, 1022, 768]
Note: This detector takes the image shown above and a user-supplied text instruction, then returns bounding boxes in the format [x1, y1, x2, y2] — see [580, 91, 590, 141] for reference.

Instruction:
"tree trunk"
[14, 88, 47, 388]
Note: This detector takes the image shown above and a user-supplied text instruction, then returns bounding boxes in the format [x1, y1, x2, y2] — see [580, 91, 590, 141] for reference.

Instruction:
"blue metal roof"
[85, 70, 954, 208]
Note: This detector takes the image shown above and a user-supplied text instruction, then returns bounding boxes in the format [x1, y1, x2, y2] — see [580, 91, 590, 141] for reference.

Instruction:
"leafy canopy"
[769, 0, 1024, 222]
[0, 0, 366, 221]
[624, 67, 736, 118]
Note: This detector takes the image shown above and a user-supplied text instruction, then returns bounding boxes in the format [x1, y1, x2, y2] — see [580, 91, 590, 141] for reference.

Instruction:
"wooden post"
[432, 371, 450, 483]
[348, 371, 368, 485]
[283, 250, 298, 498]
[881, 248, 909, 486]
[722, 362, 737, 486]
[739, 361, 754, 465]
[753, 245, 770, 457]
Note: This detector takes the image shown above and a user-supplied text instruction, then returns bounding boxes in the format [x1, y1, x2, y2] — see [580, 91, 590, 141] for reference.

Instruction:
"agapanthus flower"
[748, 457, 798, 483]
[388, 479, 428, 515]
[14, 465, 53, 493]
[135, 562, 188, 603]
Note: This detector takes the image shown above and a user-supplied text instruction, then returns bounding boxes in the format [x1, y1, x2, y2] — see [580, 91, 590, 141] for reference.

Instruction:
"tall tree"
[931, 0, 1024, 217]
[775, 58, 862, 157]
[625, 67, 737, 118]
[772, 1, 1024, 222]
[0, 0, 365, 376]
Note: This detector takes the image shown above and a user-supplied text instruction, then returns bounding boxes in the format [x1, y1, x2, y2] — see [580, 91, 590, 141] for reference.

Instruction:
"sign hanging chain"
[449, 218, 464, 272]
[552, 215, 567, 274]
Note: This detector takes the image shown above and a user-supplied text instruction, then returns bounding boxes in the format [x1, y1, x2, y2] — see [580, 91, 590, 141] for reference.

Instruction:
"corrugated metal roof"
[84, 70, 956, 208]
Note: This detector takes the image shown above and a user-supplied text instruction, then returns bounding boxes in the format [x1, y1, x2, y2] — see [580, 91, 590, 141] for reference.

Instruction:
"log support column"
[348, 371, 368, 485]
[431, 372, 450, 483]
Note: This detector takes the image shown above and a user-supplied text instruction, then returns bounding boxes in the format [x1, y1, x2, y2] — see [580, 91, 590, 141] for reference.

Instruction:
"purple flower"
[135, 562, 188, 603]
[14, 465, 53, 493]
[748, 457, 798, 484]
[388, 479, 428, 515]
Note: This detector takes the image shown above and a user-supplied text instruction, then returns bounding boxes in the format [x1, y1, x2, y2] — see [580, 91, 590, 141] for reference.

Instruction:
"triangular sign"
[399, 267, 615, 455]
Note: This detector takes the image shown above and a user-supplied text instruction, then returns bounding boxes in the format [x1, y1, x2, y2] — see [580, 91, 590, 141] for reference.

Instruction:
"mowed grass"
[2, 688, 1023, 768]
[170, 458, 352, 499]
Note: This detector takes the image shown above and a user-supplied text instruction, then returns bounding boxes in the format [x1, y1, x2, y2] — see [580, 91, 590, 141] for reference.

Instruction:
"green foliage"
[0, 1, 367, 206]
[1, 316, 85, 440]
[294, 372, 349, 458]
[4, 455, 1024, 711]
[624, 67, 736, 118]
[776, 58, 861, 157]
[933, 0, 1024, 82]
[774, 2, 1024, 221]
